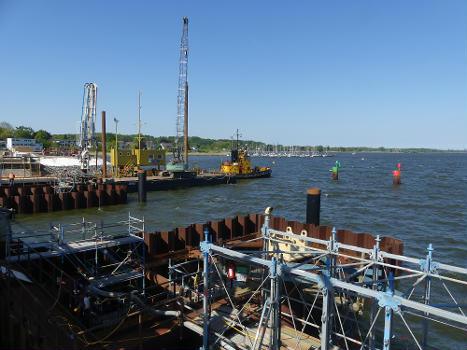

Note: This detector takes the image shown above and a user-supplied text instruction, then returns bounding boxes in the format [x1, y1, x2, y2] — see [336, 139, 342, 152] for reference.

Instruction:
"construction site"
[0, 17, 235, 218]
[1, 13, 466, 350]
[1, 186, 466, 350]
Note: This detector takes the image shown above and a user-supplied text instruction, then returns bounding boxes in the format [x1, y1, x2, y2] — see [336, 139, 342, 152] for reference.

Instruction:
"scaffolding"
[1, 213, 182, 349]
[170, 215, 467, 350]
[0, 155, 41, 177]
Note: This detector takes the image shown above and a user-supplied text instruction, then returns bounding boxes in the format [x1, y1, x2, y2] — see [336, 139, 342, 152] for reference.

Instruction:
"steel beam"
[204, 241, 467, 325]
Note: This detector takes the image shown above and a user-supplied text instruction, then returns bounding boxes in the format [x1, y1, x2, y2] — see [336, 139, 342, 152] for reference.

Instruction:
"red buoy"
[393, 169, 401, 185]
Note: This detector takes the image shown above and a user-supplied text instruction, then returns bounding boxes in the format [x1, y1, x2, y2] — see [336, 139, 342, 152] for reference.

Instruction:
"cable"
[48, 270, 64, 312]
[223, 319, 256, 340]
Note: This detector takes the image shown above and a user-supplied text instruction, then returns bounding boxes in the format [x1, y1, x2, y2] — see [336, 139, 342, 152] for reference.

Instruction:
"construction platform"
[113, 172, 236, 193]
[1, 204, 466, 349]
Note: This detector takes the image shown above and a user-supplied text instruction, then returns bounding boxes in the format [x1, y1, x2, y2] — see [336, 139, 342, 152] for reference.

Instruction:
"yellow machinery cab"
[111, 148, 166, 176]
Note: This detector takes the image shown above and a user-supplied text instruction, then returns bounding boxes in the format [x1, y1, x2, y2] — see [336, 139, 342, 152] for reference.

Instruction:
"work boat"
[220, 149, 271, 179]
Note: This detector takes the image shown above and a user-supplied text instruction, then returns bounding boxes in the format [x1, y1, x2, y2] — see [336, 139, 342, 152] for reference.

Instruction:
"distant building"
[0, 141, 7, 150]
[6, 138, 43, 152]
[55, 139, 77, 148]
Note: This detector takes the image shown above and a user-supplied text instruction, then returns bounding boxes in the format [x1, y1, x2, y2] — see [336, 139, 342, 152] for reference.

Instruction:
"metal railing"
[170, 216, 467, 350]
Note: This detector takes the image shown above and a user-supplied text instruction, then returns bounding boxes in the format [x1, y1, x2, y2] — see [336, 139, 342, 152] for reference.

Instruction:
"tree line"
[0, 122, 461, 153]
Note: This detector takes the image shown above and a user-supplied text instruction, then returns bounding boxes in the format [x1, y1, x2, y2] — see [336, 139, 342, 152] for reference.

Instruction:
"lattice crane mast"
[168, 17, 189, 171]
[78, 83, 98, 172]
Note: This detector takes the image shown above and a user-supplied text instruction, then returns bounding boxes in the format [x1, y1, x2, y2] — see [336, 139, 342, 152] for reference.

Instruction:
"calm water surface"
[12, 152, 467, 348]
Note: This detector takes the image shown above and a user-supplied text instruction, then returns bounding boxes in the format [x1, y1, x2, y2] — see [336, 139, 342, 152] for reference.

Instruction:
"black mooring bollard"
[306, 188, 321, 226]
[138, 171, 147, 203]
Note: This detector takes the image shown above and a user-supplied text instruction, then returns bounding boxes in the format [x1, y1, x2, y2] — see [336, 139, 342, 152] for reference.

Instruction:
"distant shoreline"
[188, 150, 466, 156]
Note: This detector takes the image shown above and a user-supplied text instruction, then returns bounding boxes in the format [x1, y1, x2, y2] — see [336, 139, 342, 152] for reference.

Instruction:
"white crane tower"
[78, 83, 98, 172]
[167, 17, 189, 172]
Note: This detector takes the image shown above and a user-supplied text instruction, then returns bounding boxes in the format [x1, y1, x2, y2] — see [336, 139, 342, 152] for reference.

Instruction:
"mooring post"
[423, 244, 434, 349]
[138, 170, 147, 203]
[201, 227, 210, 350]
[306, 188, 321, 226]
[369, 235, 381, 350]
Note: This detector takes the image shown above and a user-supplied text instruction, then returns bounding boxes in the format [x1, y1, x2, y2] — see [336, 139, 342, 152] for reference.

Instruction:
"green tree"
[0, 122, 13, 130]
[316, 145, 324, 152]
[0, 122, 14, 140]
[14, 126, 35, 139]
[34, 129, 52, 149]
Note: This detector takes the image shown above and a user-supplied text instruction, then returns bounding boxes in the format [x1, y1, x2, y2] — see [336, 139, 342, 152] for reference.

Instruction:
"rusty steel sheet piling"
[144, 213, 404, 273]
[0, 183, 127, 215]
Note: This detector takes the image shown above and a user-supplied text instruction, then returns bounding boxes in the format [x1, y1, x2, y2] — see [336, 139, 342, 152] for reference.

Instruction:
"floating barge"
[0, 171, 235, 215]
[113, 172, 236, 193]
[1, 189, 466, 350]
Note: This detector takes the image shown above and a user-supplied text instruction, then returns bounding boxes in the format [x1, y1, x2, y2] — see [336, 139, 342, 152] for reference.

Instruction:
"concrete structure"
[6, 138, 43, 152]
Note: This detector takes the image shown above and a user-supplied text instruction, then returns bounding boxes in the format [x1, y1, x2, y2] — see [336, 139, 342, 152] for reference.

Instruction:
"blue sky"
[1, 1, 465, 149]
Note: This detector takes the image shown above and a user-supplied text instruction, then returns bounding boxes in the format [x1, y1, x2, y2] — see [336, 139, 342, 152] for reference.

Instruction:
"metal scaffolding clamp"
[377, 291, 401, 312]
[200, 241, 210, 254]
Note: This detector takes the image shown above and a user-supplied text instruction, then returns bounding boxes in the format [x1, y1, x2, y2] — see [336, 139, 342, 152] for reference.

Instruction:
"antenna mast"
[137, 91, 143, 150]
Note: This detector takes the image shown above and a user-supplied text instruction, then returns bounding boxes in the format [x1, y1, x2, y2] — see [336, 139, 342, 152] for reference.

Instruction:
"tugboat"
[219, 130, 271, 179]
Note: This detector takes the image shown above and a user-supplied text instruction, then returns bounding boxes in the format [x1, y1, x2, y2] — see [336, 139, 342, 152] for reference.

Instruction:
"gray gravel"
[42, 165, 104, 178]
